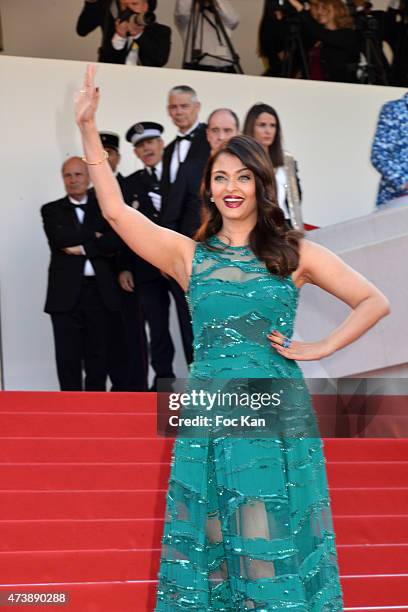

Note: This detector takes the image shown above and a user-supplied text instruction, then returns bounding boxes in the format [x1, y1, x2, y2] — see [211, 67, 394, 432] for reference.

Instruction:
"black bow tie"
[176, 133, 193, 143]
[70, 203, 87, 212]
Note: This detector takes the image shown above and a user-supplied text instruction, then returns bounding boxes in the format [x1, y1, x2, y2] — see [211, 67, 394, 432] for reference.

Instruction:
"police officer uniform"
[121, 122, 176, 388]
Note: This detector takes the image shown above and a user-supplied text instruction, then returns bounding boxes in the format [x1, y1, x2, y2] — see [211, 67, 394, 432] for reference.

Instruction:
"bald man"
[41, 157, 123, 391]
[206, 108, 240, 155]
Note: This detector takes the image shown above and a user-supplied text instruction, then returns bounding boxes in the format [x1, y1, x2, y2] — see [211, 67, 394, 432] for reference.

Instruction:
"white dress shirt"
[170, 120, 200, 184]
[111, 32, 143, 65]
[68, 196, 95, 276]
[274, 167, 290, 221]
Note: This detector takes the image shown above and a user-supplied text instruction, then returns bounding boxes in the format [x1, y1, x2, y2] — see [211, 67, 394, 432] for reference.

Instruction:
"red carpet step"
[2, 460, 407, 490]
[0, 490, 167, 520]
[1, 486, 405, 521]
[0, 437, 174, 463]
[1, 514, 407, 552]
[0, 391, 407, 611]
[1, 543, 408, 584]
[1, 576, 408, 611]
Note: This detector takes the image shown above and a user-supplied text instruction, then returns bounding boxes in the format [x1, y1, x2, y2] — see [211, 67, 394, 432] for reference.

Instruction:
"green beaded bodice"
[187, 237, 301, 379]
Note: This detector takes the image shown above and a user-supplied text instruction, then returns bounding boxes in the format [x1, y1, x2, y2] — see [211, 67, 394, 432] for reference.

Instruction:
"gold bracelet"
[82, 150, 109, 165]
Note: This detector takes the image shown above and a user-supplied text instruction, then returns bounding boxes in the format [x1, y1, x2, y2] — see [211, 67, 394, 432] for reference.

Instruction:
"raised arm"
[75, 65, 195, 290]
[269, 239, 390, 360]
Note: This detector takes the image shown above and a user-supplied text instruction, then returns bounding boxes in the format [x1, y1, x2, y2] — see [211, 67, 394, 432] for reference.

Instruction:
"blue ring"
[282, 337, 292, 349]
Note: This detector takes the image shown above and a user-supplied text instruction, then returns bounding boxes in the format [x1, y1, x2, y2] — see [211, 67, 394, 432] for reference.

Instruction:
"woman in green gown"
[75, 66, 390, 611]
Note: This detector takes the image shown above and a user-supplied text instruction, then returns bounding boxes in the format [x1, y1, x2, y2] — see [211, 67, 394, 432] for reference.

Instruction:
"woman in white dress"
[244, 103, 303, 230]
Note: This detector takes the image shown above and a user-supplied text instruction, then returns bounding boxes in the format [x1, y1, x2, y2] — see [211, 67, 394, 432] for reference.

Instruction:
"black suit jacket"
[41, 193, 122, 313]
[76, 0, 171, 66]
[76, 0, 118, 62]
[161, 123, 210, 235]
[162, 123, 210, 189]
[159, 158, 204, 237]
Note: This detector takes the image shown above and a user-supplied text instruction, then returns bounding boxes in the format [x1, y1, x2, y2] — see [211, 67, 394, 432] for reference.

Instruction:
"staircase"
[0, 392, 407, 611]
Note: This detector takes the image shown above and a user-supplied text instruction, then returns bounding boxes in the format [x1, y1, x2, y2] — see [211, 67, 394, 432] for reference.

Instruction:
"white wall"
[0, 0, 265, 75]
[0, 54, 404, 389]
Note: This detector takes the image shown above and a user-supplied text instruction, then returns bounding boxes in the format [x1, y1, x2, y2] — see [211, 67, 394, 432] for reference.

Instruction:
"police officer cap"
[99, 132, 120, 152]
[126, 122, 164, 146]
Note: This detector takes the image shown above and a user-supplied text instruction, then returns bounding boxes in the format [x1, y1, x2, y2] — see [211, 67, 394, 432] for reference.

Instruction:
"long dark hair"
[196, 135, 302, 277]
[243, 103, 284, 168]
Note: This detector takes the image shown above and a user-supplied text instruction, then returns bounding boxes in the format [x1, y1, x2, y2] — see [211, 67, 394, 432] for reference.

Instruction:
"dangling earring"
[210, 196, 215, 203]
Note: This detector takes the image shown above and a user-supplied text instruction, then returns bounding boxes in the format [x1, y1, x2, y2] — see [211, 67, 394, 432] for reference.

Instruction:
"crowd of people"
[75, 0, 408, 85]
[40, 76, 407, 392]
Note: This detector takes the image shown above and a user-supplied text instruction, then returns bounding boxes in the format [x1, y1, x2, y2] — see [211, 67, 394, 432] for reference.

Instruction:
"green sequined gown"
[155, 238, 344, 611]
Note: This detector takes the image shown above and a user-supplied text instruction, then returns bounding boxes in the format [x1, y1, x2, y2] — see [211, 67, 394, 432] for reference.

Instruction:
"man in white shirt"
[160, 88, 210, 368]
[175, 0, 240, 72]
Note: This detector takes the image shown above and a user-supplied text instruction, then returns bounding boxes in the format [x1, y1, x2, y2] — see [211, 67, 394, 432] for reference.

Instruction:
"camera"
[268, 0, 300, 16]
[118, 7, 156, 27]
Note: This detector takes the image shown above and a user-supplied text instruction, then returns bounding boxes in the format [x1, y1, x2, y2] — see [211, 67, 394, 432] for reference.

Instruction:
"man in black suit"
[76, 0, 171, 66]
[41, 156, 122, 391]
[160, 86, 210, 366]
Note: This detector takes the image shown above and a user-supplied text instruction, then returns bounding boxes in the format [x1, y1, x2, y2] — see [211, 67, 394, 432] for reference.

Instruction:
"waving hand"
[74, 64, 100, 128]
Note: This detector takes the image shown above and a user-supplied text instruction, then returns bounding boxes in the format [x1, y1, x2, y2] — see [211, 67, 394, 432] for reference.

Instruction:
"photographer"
[175, 0, 240, 72]
[259, 0, 322, 78]
[287, 0, 359, 82]
[77, 0, 125, 62]
[76, 0, 171, 66]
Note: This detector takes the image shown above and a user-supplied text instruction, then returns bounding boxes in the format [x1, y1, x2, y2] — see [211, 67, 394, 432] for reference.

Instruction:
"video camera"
[118, 7, 156, 27]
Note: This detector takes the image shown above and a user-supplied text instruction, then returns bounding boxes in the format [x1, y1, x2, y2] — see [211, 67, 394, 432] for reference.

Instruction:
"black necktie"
[150, 167, 161, 193]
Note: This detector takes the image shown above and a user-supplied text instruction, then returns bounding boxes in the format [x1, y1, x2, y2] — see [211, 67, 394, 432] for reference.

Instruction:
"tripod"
[357, 20, 389, 85]
[281, 16, 310, 79]
[182, 0, 244, 74]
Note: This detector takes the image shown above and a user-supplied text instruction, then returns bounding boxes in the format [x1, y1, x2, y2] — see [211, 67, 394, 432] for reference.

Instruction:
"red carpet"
[0, 391, 407, 611]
